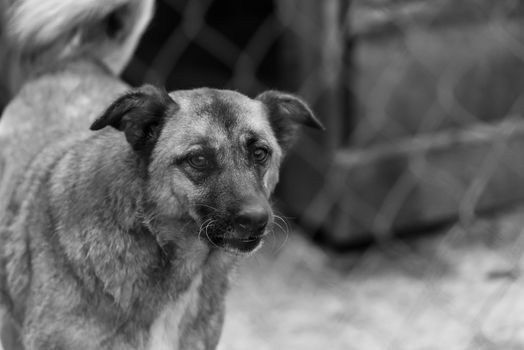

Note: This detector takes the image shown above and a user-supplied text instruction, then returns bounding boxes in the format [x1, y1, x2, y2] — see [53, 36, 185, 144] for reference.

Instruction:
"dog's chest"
[145, 272, 203, 350]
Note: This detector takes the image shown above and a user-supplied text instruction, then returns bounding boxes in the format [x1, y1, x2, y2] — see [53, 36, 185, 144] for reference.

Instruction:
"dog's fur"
[0, 1, 323, 349]
[0, 0, 154, 109]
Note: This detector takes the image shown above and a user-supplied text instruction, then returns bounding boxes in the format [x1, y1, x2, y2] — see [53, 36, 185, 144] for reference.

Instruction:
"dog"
[0, 1, 324, 349]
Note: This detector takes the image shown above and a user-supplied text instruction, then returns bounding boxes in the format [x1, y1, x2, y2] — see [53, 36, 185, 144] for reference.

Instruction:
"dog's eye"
[252, 147, 270, 163]
[187, 154, 209, 169]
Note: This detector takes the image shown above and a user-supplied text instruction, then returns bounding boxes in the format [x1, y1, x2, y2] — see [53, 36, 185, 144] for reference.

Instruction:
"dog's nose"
[235, 204, 269, 235]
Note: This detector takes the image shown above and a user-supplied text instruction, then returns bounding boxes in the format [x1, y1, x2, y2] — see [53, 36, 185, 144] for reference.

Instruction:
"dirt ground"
[219, 207, 524, 350]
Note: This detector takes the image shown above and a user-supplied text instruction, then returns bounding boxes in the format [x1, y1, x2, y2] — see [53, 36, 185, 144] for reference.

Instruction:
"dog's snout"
[234, 203, 269, 235]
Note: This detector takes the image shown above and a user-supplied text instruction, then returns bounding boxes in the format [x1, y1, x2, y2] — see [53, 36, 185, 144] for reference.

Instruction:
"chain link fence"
[123, 0, 524, 348]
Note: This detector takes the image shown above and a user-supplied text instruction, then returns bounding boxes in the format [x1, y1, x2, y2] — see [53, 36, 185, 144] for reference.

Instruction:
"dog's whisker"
[271, 220, 288, 239]
[265, 223, 280, 250]
[273, 210, 294, 221]
[194, 203, 220, 213]
[271, 216, 290, 253]
[197, 218, 213, 242]
[276, 229, 289, 253]
[204, 222, 222, 250]
[274, 215, 290, 233]
[203, 222, 215, 242]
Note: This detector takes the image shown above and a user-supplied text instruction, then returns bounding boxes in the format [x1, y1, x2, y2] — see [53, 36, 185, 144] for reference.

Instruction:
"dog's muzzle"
[207, 200, 271, 253]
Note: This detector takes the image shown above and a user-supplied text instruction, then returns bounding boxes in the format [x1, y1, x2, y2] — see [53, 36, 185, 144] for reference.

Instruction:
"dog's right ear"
[90, 85, 177, 151]
[256, 90, 324, 153]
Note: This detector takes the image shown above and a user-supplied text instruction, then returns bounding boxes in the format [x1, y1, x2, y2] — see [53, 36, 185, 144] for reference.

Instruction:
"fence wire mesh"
[123, 0, 524, 349]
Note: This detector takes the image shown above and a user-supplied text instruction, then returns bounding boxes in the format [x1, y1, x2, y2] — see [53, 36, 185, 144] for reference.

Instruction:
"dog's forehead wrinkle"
[170, 88, 266, 131]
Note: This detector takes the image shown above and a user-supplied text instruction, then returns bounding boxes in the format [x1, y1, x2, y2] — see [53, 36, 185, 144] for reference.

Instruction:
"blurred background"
[124, 0, 524, 349]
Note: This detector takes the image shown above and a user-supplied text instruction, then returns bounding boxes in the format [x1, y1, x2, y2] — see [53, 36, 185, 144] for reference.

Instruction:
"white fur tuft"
[8, 0, 127, 48]
[6, 0, 154, 74]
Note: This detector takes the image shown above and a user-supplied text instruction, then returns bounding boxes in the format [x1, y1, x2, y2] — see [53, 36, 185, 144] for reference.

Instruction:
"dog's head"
[91, 85, 323, 253]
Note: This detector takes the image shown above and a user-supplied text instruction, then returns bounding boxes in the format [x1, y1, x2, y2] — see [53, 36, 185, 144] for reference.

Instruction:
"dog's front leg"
[177, 305, 225, 350]
[177, 255, 236, 350]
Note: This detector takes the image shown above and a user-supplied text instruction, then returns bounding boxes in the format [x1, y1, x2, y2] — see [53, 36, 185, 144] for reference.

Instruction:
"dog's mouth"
[196, 216, 268, 254]
[207, 234, 264, 253]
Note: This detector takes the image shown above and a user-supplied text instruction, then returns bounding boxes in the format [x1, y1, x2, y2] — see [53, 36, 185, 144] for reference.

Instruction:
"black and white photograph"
[1, 0, 524, 349]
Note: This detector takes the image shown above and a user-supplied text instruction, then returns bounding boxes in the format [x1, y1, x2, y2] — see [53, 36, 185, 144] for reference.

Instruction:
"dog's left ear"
[90, 85, 177, 151]
[256, 90, 324, 152]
